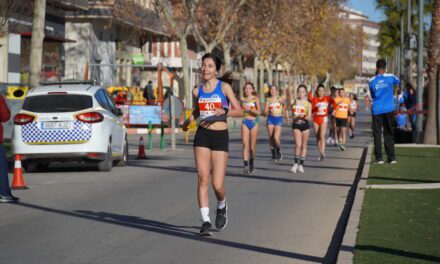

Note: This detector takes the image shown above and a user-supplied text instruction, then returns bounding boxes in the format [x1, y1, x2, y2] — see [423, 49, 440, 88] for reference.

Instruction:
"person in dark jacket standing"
[0, 95, 18, 203]
[143, 81, 155, 105]
[369, 59, 399, 164]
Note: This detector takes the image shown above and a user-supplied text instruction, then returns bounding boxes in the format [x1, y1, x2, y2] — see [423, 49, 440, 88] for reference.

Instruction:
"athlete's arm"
[263, 100, 269, 116]
[306, 102, 312, 121]
[222, 83, 244, 117]
[182, 88, 200, 131]
[253, 97, 261, 116]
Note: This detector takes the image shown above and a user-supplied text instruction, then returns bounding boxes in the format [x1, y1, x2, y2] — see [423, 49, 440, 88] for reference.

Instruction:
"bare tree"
[156, 0, 197, 108]
[190, 0, 246, 53]
[29, 0, 46, 88]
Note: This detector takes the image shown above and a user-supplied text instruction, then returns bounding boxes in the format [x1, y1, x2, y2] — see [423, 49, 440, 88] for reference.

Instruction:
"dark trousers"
[0, 145, 12, 196]
[372, 112, 396, 161]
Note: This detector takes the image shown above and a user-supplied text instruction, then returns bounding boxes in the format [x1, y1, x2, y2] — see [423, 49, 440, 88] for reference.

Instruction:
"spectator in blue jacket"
[369, 59, 399, 164]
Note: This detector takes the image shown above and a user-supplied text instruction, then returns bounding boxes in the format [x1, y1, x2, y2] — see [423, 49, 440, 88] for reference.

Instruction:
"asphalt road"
[0, 107, 372, 264]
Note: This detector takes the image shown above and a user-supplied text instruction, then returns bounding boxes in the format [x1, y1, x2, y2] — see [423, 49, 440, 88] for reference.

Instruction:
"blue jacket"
[369, 73, 400, 115]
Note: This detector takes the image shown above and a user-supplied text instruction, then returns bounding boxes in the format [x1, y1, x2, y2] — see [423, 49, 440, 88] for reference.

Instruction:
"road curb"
[337, 144, 372, 264]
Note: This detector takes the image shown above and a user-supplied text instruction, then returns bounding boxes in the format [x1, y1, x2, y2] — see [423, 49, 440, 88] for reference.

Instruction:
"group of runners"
[182, 53, 359, 236]
[242, 83, 359, 174]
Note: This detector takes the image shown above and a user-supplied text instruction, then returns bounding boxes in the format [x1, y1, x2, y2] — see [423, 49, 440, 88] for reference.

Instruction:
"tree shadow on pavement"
[13, 202, 324, 263]
[127, 163, 352, 188]
[352, 245, 440, 263]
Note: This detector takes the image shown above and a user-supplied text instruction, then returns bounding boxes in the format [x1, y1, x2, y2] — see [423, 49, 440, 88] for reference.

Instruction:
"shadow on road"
[342, 245, 440, 263]
[13, 202, 324, 263]
[127, 163, 352, 188]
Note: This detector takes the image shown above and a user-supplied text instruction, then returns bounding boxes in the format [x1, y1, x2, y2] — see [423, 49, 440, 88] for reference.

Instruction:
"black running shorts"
[193, 127, 229, 152]
[335, 118, 348, 127]
[292, 121, 310, 132]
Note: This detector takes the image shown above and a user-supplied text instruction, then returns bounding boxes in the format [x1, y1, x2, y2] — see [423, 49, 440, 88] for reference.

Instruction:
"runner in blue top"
[369, 59, 400, 164]
[182, 53, 243, 237]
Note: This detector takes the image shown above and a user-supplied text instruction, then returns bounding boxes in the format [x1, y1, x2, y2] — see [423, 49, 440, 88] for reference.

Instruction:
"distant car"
[12, 82, 128, 172]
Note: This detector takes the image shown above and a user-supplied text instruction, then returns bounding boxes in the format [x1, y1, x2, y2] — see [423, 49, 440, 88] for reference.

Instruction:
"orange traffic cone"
[137, 137, 147, 159]
[11, 155, 28, 190]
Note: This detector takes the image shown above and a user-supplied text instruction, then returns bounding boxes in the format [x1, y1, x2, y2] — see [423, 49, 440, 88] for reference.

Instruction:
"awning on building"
[19, 32, 76, 43]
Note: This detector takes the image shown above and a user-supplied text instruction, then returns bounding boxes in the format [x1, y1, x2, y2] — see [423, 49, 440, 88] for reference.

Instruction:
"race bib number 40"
[199, 97, 222, 119]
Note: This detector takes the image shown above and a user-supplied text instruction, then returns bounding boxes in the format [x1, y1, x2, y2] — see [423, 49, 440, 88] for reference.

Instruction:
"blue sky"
[348, 0, 385, 22]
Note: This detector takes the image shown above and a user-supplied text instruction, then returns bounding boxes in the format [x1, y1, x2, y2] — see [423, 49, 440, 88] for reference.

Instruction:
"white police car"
[12, 81, 128, 172]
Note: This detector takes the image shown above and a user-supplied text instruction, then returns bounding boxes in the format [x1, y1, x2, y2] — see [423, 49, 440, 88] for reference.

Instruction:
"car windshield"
[22, 94, 93, 113]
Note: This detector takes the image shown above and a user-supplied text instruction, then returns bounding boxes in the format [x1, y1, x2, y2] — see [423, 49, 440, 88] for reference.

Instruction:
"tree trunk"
[253, 56, 258, 86]
[259, 59, 265, 103]
[222, 42, 232, 73]
[29, 0, 46, 88]
[180, 37, 192, 110]
[424, 0, 440, 144]
[266, 60, 273, 86]
[238, 54, 244, 99]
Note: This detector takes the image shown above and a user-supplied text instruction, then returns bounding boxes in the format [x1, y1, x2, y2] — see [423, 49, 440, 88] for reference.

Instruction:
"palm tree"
[424, 0, 440, 144]
[375, 0, 432, 58]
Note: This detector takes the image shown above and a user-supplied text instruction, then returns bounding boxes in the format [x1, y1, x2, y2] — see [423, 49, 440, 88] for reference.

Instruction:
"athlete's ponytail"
[218, 71, 233, 86]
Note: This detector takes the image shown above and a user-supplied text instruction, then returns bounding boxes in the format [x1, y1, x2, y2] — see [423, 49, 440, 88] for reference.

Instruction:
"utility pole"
[405, 0, 412, 85]
[400, 15, 404, 81]
[416, 0, 424, 143]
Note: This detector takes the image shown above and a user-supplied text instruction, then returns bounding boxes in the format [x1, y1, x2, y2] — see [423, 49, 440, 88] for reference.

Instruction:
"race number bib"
[338, 103, 348, 112]
[316, 102, 328, 115]
[242, 102, 256, 110]
[199, 97, 222, 120]
[292, 105, 306, 117]
[269, 102, 282, 115]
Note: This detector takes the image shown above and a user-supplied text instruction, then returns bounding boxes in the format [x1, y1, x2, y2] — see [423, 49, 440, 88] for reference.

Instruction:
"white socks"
[200, 207, 210, 223]
[217, 199, 226, 209]
[200, 198, 226, 222]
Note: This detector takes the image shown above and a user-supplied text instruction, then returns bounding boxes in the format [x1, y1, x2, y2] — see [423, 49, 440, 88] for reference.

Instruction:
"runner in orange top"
[332, 88, 350, 151]
[311, 84, 332, 160]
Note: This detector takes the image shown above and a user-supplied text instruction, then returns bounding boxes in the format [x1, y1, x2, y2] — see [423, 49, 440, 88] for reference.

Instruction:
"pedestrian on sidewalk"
[182, 53, 243, 236]
[289, 85, 312, 173]
[240, 82, 261, 175]
[0, 95, 18, 203]
[333, 88, 350, 151]
[264, 85, 288, 162]
[369, 59, 400, 164]
[312, 84, 332, 161]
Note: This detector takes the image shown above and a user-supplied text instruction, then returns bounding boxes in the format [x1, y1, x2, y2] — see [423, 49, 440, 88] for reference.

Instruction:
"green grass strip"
[368, 147, 440, 185]
[355, 189, 440, 264]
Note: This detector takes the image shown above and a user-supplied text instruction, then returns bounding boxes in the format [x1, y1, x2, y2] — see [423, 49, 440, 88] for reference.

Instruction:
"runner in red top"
[311, 84, 332, 160]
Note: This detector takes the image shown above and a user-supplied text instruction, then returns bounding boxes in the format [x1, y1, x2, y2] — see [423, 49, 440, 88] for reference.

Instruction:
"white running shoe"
[389, 160, 397, 164]
[298, 165, 304, 173]
[326, 137, 332, 144]
[291, 163, 299, 173]
[376, 160, 384, 165]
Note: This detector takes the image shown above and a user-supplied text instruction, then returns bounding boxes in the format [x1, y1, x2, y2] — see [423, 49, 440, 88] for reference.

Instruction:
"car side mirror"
[115, 108, 123, 117]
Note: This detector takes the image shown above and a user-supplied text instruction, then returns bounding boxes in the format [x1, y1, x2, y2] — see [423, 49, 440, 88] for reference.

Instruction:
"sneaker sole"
[199, 231, 212, 237]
